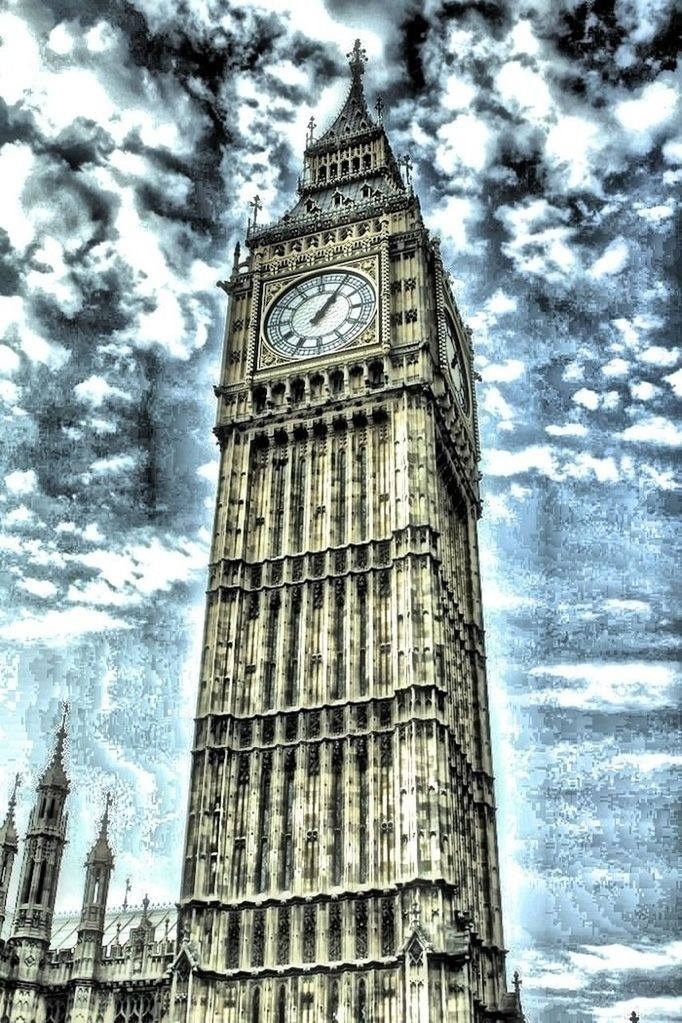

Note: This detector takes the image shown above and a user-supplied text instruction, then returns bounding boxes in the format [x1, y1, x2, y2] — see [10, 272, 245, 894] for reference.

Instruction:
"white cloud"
[482, 387, 514, 423]
[74, 375, 129, 408]
[562, 453, 620, 483]
[601, 357, 629, 377]
[17, 577, 58, 599]
[621, 415, 682, 447]
[0, 143, 36, 250]
[0, 607, 131, 643]
[5, 469, 38, 495]
[571, 940, 682, 975]
[545, 423, 588, 438]
[629, 380, 659, 401]
[593, 997, 682, 1023]
[545, 114, 601, 190]
[497, 199, 578, 283]
[480, 359, 524, 383]
[484, 445, 556, 478]
[436, 114, 493, 173]
[196, 461, 219, 483]
[0, 344, 20, 375]
[88, 454, 137, 476]
[497, 61, 553, 119]
[572, 388, 600, 411]
[509, 19, 540, 56]
[527, 660, 678, 711]
[0, 13, 40, 106]
[639, 345, 678, 367]
[614, 79, 678, 137]
[609, 752, 682, 773]
[663, 366, 682, 397]
[5, 506, 35, 527]
[588, 238, 629, 279]
[603, 598, 650, 615]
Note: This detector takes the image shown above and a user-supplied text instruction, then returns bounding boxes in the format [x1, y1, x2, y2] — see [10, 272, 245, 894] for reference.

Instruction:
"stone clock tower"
[174, 41, 524, 1023]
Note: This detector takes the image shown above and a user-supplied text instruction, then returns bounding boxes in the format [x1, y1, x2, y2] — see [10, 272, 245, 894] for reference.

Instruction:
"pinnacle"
[40, 703, 70, 790]
[88, 792, 114, 864]
[307, 37, 376, 150]
[0, 774, 20, 846]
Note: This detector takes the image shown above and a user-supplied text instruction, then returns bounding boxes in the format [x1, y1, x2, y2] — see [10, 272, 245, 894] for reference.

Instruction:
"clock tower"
[175, 41, 524, 1023]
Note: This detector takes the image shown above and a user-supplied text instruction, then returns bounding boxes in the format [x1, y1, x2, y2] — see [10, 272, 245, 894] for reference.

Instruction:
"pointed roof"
[0, 774, 20, 850]
[40, 703, 69, 790]
[308, 39, 376, 149]
[87, 793, 114, 865]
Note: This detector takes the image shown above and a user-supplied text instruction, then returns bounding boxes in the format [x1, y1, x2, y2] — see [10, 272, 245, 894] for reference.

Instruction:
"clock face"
[443, 313, 469, 413]
[265, 270, 376, 360]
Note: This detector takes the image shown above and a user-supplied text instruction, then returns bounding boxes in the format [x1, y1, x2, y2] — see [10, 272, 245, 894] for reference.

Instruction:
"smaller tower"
[12, 706, 69, 944]
[0, 775, 19, 938]
[76, 793, 114, 950]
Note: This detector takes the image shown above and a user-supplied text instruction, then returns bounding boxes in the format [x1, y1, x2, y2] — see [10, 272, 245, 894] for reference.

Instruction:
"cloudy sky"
[0, 1, 679, 1020]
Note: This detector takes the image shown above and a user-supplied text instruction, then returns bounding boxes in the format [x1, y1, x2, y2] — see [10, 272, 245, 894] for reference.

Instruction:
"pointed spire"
[87, 792, 114, 865]
[0, 774, 20, 846]
[308, 38, 375, 149]
[40, 702, 69, 789]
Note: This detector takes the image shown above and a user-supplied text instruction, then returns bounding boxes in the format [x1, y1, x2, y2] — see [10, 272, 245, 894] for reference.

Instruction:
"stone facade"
[0, 41, 524, 1023]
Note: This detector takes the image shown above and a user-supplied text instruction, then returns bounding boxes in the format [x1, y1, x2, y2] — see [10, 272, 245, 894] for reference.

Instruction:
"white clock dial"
[265, 270, 376, 360]
[443, 313, 469, 413]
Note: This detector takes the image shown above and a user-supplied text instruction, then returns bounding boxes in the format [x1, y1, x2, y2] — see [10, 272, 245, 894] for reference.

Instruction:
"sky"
[0, 1, 679, 1020]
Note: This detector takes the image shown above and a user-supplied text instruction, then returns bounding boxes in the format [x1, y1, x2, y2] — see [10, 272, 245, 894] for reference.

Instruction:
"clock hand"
[309, 281, 345, 325]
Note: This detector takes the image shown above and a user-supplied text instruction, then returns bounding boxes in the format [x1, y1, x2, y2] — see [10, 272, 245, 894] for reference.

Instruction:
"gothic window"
[358, 578, 368, 696]
[251, 988, 261, 1023]
[362, 152, 371, 169]
[333, 443, 347, 543]
[355, 900, 368, 958]
[341, 159, 349, 174]
[381, 898, 395, 955]
[318, 165, 327, 183]
[277, 907, 291, 963]
[251, 911, 265, 966]
[330, 163, 338, 179]
[303, 904, 316, 961]
[329, 902, 341, 959]
[357, 979, 367, 1022]
[358, 745, 369, 882]
[285, 589, 302, 705]
[332, 580, 345, 699]
[253, 386, 267, 412]
[362, 183, 371, 198]
[277, 985, 287, 1023]
[271, 456, 286, 555]
[254, 755, 271, 892]
[330, 745, 344, 885]
[35, 860, 47, 903]
[227, 912, 240, 968]
[280, 752, 296, 889]
[353, 156, 361, 172]
[356, 441, 368, 538]
[230, 756, 249, 895]
[263, 596, 280, 710]
[45, 998, 67, 1023]
[329, 980, 340, 1022]
[290, 451, 306, 550]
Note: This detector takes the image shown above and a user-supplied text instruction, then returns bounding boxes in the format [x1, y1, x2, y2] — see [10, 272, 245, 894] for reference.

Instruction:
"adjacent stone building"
[0, 42, 525, 1023]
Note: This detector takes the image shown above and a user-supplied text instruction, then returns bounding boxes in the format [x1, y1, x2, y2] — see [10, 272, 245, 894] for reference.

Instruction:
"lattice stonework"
[176, 35, 524, 1023]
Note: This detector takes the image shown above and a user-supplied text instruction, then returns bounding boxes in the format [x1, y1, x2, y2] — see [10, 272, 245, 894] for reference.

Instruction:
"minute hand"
[310, 282, 345, 326]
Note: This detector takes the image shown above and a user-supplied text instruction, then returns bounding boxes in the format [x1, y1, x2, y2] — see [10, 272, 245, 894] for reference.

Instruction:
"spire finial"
[55, 701, 68, 758]
[306, 116, 316, 146]
[347, 39, 367, 79]
[123, 875, 132, 911]
[100, 791, 112, 834]
[8, 774, 20, 815]
[375, 95, 384, 123]
[248, 193, 263, 233]
[512, 970, 522, 996]
[142, 893, 150, 918]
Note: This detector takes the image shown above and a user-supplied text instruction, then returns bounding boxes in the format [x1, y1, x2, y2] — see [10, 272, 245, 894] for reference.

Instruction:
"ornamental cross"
[401, 153, 413, 187]
[306, 116, 316, 146]
[249, 193, 263, 230]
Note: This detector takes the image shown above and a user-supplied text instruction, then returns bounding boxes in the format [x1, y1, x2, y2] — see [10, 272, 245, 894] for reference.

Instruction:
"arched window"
[251, 988, 260, 1023]
[277, 984, 287, 1023]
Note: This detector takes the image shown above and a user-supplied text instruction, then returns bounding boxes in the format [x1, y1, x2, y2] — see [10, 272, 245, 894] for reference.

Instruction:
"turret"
[0, 774, 19, 938]
[12, 706, 70, 944]
[77, 793, 114, 944]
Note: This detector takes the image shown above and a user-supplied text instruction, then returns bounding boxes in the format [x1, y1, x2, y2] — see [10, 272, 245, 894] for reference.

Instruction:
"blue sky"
[0, 2, 680, 1021]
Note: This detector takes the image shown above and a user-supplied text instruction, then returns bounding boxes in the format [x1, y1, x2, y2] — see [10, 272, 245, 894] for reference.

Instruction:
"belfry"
[0, 41, 525, 1023]
[178, 40, 524, 1022]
